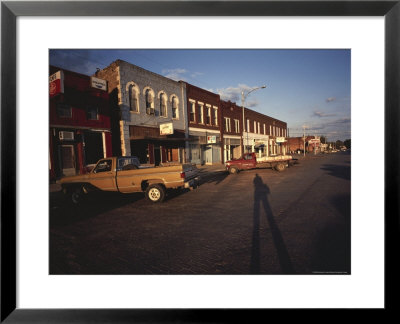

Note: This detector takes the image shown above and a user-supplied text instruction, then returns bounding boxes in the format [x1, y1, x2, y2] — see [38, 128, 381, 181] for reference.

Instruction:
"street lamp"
[241, 85, 266, 155]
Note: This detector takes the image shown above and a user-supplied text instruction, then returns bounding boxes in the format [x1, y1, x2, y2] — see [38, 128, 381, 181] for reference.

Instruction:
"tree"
[336, 140, 344, 148]
[344, 139, 351, 149]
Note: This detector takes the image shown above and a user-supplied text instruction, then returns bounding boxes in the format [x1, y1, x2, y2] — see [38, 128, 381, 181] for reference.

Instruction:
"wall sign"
[49, 70, 64, 97]
[207, 136, 216, 144]
[160, 122, 174, 135]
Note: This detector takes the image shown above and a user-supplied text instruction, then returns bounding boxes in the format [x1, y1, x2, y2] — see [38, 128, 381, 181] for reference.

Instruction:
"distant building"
[49, 66, 112, 180]
[287, 136, 316, 153]
[96, 60, 187, 165]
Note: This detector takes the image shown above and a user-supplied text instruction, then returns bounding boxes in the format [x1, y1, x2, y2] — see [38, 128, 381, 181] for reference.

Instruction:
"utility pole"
[302, 125, 307, 157]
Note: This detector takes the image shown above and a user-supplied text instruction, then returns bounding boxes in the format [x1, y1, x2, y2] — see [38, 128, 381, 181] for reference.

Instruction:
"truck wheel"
[71, 187, 84, 204]
[145, 184, 166, 203]
[275, 163, 286, 172]
[229, 166, 238, 174]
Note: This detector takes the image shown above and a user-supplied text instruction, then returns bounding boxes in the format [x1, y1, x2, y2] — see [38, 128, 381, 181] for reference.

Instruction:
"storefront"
[189, 129, 221, 165]
[223, 136, 241, 162]
[50, 127, 112, 179]
[129, 125, 186, 165]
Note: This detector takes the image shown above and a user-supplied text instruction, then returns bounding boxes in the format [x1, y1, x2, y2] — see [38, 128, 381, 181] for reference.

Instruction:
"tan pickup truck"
[58, 156, 200, 203]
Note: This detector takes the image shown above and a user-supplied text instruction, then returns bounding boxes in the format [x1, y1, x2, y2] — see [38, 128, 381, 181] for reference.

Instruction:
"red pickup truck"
[225, 152, 295, 174]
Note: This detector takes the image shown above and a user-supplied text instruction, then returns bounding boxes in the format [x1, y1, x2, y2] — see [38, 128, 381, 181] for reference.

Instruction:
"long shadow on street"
[49, 191, 143, 227]
[320, 163, 351, 181]
[251, 173, 294, 274]
[311, 193, 351, 274]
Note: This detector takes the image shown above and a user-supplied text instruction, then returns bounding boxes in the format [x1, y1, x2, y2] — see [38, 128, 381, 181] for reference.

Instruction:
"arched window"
[145, 89, 154, 115]
[128, 84, 139, 112]
[159, 92, 167, 117]
[171, 96, 178, 119]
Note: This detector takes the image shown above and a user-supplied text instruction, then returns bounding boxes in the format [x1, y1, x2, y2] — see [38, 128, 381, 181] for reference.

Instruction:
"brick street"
[50, 151, 350, 275]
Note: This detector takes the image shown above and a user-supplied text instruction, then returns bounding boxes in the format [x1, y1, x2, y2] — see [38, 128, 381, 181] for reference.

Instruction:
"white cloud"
[162, 68, 188, 81]
[313, 111, 337, 118]
[216, 84, 264, 106]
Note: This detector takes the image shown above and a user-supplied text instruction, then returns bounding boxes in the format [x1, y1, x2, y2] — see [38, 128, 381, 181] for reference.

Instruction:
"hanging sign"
[91, 77, 107, 91]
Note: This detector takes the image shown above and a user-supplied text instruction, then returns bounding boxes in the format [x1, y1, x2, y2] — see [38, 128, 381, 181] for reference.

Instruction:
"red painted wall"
[50, 66, 111, 130]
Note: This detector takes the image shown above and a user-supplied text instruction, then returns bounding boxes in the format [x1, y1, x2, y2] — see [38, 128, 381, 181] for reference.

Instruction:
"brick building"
[49, 66, 112, 180]
[243, 108, 288, 157]
[185, 83, 222, 164]
[287, 136, 318, 153]
[95, 60, 187, 165]
[220, 100, 243, 162]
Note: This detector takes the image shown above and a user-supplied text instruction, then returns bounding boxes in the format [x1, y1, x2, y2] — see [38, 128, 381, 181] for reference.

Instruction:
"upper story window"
[246, 119, 250, 132]
[145, 88, 155, 115]
[213, 107, 218, 126]
[224, 117, 231, 132]
[56, 103, 72, 118]
[159, 92, 167, 117]
[234, 119, 240, 133]
[189, 101, 196, 123]
[198, 104, 204, 124]
[206, 106, 211, 125]
[263, 124, 266, 135]
[270, 125, 272, 135]
[128, 83, 139, 112]
[257, 122, 260, 134]
[171, 96, 179, 119]
[86, 106, 98, 120]
[254, 121, 257, 134]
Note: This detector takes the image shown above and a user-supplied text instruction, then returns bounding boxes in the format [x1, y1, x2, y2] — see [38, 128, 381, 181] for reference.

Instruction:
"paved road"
[50, 151, 351, 275]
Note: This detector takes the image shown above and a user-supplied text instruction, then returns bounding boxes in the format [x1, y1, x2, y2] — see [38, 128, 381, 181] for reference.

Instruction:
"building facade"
[96, 60, 187, 165]
[243, 108, 288, 157]
[185, 83, 222, 164]
[49, 66, 112, 180]
[287, 136, 318, 153]
[220, 100, 243, 162]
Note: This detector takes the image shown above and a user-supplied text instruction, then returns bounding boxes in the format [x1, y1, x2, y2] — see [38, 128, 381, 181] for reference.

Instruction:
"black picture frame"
[1, 0, 398, 322]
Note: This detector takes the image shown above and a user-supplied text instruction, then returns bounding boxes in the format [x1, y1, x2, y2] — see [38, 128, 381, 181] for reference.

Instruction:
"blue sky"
[50, 49, 350, 141]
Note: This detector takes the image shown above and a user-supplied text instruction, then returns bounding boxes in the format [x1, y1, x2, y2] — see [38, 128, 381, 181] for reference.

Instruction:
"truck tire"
[71, 187, 84, 204]
[229, 166, 238, 174]
[145, 184, 166, 203]
[275, 163, 286, 172]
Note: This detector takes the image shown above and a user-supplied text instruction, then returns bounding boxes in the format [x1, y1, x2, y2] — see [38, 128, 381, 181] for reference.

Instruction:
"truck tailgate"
[182, 163, 199, 180]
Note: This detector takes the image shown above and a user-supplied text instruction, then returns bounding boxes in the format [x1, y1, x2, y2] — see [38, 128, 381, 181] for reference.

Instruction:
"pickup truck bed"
[225, 153, 295, 174]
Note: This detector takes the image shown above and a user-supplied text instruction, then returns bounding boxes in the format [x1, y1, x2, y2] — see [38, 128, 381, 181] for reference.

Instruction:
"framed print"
[1, 0, 399, 322]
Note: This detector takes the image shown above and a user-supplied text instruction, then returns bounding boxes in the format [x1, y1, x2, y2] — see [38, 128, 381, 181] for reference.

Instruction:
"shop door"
[60, 145, 76, 176]
[233, 146, 241, 159]
[154, 146, 161, 166]
[205, 145, 212, 164]
[84, 131, 103, 165]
